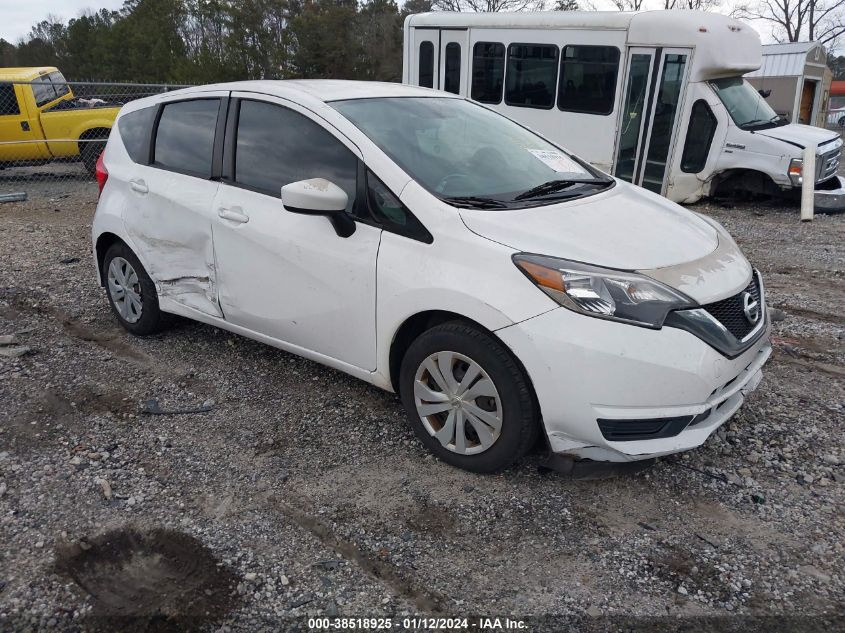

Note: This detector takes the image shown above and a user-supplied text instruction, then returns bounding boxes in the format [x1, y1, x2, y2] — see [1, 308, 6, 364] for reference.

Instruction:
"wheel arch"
[94, 231, 125, 285]
[78, 126, 112, 155]
[711, 168, 781, 198]
[387, 310, 540, 406]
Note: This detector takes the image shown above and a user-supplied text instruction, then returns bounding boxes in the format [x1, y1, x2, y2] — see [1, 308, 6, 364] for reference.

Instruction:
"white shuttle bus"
[403, 11, 844, 210]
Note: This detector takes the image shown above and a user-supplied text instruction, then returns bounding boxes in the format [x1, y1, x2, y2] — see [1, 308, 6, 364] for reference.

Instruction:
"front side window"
[332, 97, 609, 208]
[710, 77, 785, 130]
[153, 99, 219, 177]
[118, 106, 157, 164]
[471, 42, 505, 104]
[681, 100, 718, 173]
[0, 83, 20, 115]
[444, 42, 461, 94]
[419, 41, 435, 89]
[234, 99, 357, 212]
[506, 43, 558, 109]
[558, 45, 620, 115]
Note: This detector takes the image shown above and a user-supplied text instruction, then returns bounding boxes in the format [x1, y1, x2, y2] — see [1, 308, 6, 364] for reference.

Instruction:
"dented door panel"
[123, 168, 223, 317]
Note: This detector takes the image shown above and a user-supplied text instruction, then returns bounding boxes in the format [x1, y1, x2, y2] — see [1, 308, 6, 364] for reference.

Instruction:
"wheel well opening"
[712, 169, 780, 199]
[389, 311, 487, 393]
[95, 232, 123, 285]
[78, 127, 111, 154]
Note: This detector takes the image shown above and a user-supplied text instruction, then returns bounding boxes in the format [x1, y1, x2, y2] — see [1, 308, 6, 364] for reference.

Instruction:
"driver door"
[211, 94, 381, 371]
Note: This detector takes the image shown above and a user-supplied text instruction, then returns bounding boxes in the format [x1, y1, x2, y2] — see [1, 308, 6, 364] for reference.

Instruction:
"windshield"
[331, 97, 611, 208]
[710, 77, 785, 130]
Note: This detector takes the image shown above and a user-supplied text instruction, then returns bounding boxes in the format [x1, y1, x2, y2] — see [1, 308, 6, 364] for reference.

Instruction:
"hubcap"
[107, 257, 143, 324]
[413, 351, 503, 455]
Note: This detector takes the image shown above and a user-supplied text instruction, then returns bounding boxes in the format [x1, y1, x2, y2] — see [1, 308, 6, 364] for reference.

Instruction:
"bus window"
[444, 42, 461, 94]
[558, 45, 620, 115]
[505, 43, 558, 109]
[419, 41, 435, 89]
[681, 100, 717, 173]
[471, 42, 505, 104]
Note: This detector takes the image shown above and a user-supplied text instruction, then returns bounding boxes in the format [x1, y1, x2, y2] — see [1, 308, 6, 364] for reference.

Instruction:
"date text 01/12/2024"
[307, 617, 528, 630]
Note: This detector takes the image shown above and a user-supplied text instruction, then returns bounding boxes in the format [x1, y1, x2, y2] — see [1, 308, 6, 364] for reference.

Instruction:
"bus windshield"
[710, 77, 787, 130]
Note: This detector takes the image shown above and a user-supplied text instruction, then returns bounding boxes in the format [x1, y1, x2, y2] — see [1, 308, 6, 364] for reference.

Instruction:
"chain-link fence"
[0, 79, 188, 211]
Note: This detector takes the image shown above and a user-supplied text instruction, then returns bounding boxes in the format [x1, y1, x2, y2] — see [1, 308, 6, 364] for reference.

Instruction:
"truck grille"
[817, 143, 842, 183]
[702, 273, 762, 340]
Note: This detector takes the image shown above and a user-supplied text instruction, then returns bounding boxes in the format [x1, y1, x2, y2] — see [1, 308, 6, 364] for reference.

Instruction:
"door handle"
[129, 179, 148, 194]
[20, 121, 30, 132]
[218, 206, 249, 224]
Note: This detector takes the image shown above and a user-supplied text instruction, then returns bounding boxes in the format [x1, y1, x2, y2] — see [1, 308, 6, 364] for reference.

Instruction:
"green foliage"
[2, 0, 417, 83]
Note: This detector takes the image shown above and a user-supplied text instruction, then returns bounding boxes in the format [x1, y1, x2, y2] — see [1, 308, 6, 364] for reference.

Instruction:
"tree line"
[0, 0, 842, 84]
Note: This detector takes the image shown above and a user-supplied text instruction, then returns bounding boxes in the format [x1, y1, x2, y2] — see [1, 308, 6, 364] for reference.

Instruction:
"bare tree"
[432, 0, 547, 11]
[733, 0, 845, 48]
[663, 0, 721, 10]
[608, 0, 646, 10]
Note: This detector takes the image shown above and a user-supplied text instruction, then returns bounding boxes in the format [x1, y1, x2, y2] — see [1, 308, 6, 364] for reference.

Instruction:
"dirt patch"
[54, 527, 239, 632]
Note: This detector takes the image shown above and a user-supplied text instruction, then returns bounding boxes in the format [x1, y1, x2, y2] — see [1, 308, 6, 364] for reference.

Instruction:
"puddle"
[55, 527, 239, 631]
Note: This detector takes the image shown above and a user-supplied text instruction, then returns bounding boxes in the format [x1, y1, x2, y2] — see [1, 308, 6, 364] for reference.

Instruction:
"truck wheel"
[839, 116, 845, 129]
[81, 139, 107, 175]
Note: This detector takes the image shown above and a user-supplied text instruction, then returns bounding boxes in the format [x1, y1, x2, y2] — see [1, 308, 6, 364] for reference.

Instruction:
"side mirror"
[281, 178, 355, 238]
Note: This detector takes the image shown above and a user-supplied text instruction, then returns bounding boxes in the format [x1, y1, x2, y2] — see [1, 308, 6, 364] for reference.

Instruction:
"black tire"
[399, 321, 540, 473]
[103, 242, 166, 336]
[839, 116, 845, 129]
[80, 138, 106, 175]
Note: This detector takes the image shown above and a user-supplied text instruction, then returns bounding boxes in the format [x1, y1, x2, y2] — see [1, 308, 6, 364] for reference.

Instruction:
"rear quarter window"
[117, 106, 157, 164]
[153, 99, 220, 178]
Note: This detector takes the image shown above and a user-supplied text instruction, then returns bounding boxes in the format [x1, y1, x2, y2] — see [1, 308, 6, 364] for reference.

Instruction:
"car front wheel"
[399, 322, 540, 473]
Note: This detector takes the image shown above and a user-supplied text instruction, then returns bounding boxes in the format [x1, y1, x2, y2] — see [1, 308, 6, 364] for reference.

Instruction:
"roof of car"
[0, 66, 60, 81]
[174, 80, 448, 103]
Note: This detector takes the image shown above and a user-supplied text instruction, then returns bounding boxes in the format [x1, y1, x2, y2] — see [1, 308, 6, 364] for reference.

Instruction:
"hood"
[754, 123, 839, 150]
[459, 182, 718, 270]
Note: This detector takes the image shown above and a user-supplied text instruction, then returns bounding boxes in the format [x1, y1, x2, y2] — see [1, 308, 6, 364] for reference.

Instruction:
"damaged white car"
[91, 80, 771, 473]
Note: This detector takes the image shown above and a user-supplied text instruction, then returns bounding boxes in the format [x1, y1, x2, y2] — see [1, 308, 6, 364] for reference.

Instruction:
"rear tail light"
[95, 151, 108, 197]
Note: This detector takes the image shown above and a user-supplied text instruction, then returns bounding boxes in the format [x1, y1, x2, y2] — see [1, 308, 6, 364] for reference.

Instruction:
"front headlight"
[513, 254, 696, 329]
[788, 158, 803, 186]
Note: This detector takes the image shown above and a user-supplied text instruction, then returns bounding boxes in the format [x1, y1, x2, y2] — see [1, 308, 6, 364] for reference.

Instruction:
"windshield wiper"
[513, 178, 610, 201]
[442, 196, 509, 209]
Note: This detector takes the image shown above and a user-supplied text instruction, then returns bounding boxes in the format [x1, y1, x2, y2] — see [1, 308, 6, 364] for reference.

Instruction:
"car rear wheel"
[103, 242, 166, 336]
[399, 322, 539, 473]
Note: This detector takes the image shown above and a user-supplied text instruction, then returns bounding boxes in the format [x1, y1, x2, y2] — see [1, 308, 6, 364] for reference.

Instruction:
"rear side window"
[444, 43, 461, 94]
[0, 83, 19, 115]
[153, 99, 219, 177]
[234, 100, 357, 212]
[471, 42, 505, 104]
[117, 106, 156, 164]
[681, 100, 718, 173]
[32, 76, 57, 107]
[419, 41, 435, 89]
[506, 43, 558, 109]
[558, 45, 620, 115]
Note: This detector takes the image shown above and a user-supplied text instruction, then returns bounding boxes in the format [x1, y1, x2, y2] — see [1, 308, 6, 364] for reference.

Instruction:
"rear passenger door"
[210, 94, 382, 371]
[121, 92, 228, 317]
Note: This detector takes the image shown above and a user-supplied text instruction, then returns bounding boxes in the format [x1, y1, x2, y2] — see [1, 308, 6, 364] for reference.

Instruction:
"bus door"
[614, 47, 691, 195]
[410, 29, 469, 96]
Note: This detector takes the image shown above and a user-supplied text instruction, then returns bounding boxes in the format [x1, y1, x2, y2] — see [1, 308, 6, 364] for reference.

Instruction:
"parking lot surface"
[0, 181, 843, 631]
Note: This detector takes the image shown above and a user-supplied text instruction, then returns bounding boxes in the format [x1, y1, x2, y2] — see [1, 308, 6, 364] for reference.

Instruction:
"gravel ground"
[1, 175, 844, 632]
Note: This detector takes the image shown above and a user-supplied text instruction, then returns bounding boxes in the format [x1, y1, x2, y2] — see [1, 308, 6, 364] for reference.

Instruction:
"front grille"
[817, 145, 842, 183]
[701, 273, 762, 340]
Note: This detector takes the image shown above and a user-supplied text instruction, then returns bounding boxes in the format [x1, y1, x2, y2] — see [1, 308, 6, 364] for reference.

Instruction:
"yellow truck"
[0, 67, 119, 174]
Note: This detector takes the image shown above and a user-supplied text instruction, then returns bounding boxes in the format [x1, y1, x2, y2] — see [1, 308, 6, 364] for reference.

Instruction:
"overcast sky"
[1, 0, 125, 43]
[1, 0, 768, 46]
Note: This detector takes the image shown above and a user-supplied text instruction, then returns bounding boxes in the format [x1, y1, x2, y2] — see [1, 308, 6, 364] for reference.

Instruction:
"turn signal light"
[95, 151, 109, 197]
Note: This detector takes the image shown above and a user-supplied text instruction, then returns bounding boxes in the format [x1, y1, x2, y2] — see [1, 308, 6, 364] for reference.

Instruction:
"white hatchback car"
[92, 80, 771, 473]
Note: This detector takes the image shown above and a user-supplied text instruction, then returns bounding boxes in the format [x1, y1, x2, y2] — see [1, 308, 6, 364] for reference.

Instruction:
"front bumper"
[497, 307, 772, 462]
[815, 176, 845, 212]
